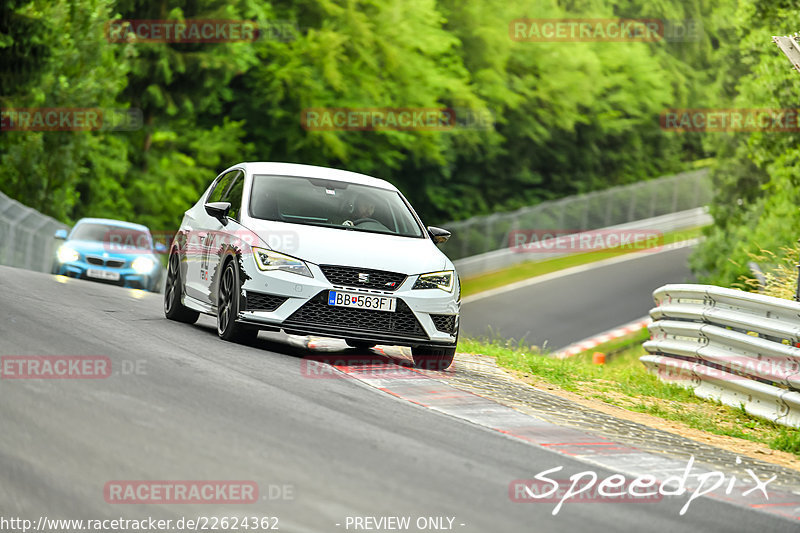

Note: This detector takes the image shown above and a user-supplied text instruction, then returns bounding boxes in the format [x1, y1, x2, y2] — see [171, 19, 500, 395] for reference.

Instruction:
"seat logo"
[358, 273, 370, 283]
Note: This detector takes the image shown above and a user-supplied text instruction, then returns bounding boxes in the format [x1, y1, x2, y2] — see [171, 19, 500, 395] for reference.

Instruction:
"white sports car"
[164, 162, 460, 369]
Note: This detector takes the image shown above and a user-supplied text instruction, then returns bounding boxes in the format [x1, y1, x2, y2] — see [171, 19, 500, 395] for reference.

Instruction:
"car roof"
[232, 162, 398, 191]
[74, 218, 151, 232]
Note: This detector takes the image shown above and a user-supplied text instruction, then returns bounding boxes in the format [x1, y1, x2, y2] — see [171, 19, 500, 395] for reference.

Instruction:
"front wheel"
[164, 252, 199, 324]
[411, 344, 456, 370]
[217, 258, 258, 343]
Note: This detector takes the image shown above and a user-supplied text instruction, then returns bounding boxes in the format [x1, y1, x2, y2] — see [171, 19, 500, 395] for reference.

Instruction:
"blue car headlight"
[57, 245, 80, 263]
[132, 257, 156, 274]
[412, 271, 454, 292]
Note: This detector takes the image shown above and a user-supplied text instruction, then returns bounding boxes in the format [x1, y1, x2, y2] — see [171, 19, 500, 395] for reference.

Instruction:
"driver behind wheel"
[342, 193, 377, 226]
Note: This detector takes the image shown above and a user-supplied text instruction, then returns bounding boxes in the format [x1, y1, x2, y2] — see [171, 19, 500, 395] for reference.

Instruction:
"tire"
[149, 268, 164, 293]
[164, 251, 200, 324]
[411, 344, 456, 370]
[216, 258, 258, 343]
[345, 339, 376, 350]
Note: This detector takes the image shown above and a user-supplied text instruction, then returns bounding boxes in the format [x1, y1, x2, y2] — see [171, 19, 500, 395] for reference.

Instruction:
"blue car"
[52, 218, 166, 292]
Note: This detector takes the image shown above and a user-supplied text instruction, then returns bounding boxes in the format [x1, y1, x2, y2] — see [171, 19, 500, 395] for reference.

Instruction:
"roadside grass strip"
[298, 336, 800, 521]
[457, 333, 800, 459]
[460, 226, 705, 299]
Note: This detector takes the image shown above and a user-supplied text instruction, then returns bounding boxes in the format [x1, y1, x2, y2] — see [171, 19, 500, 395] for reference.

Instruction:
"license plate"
[328, 291, 396, 312]
[86, 269, 120, 281]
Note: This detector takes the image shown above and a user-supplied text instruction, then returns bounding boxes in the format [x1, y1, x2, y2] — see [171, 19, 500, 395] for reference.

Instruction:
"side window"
[207, 170, 238, 204]
[226, 174, 245, 221]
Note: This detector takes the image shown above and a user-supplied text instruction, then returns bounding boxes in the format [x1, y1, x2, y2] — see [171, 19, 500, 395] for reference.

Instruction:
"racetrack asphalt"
[0, 266, 793, 533]
[460, 245, 696, 350]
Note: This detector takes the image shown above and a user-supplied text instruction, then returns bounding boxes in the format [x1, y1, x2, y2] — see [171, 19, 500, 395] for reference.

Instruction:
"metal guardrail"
[642, 284, 800, 428]
[440, 168, 712, 262]
[0, 190, 68, 273]
[454, 207, 711, 278]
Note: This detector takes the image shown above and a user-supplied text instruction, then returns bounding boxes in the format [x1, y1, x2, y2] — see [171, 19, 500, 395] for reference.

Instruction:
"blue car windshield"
[70, 223, 153, 250]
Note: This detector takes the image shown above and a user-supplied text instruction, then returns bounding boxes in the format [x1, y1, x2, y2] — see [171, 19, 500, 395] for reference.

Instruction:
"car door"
[204, 170, 247, 307]
[183, 169, 240, 302]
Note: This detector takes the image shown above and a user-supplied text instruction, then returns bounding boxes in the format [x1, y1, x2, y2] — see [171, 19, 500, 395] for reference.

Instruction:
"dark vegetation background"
[2, 0, 796, 286]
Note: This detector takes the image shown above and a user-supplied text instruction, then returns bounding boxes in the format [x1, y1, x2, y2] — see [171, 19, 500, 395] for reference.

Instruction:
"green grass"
[457, 334, 800, 458]
[456, 219, 800, 458]
[772, 429, 800, 455]
[460, 226, 705, 298]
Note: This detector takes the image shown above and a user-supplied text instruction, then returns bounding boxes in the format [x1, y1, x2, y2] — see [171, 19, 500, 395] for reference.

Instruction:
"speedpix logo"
[510, 456, 775, 516]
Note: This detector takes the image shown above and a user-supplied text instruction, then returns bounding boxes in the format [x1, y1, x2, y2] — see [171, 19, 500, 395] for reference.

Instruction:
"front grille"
[246, 291, 288, 312]
[431, 314, 457, 334]
[319, 265, 406, 292]
[285, 291, 425, 338]
[86, 256, 125, 268]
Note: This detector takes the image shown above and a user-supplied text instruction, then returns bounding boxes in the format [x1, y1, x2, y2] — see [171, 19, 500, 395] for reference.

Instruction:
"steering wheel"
[353, 218, 381, 225]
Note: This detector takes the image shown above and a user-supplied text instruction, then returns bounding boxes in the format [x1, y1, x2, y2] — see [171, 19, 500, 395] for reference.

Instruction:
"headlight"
[132, 257, 156, 274]
[252, 247, 312, 278]
[57, 245, 80, 263]
[412, 270, 454, 292]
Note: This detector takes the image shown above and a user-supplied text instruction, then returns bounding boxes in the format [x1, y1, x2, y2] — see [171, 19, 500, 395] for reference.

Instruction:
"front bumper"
[238, 262, 459, 347]
[55, 261, 160, 291]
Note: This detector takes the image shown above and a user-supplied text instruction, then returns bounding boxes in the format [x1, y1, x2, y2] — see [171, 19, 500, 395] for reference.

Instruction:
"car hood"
[243, 220, 450, 275]
[66, 240, 156, 261]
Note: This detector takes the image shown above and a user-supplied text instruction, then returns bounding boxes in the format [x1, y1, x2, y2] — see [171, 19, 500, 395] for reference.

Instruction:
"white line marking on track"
[461, 238, 701, 305]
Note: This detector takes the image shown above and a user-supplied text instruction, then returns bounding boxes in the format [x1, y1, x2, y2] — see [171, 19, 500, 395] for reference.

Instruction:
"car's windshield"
[70, 223, 153, 250]
[249, 174, 424, 238]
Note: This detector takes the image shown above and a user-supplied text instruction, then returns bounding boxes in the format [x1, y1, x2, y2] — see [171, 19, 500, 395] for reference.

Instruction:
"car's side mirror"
[204, 202, 231, 225]
[427, 226, 451, 245]
[154, 242, 168, 254]
[54, 229, 68, 240]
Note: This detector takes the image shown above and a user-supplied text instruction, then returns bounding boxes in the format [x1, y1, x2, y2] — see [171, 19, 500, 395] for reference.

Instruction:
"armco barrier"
[440, 168, 712, 262]
[0, 189, 68, 272]
[454, 207, 711, 278]
[642, 283, 800, 428]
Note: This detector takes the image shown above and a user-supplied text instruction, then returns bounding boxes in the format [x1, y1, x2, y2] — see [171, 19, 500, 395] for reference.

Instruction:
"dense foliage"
[689, 0, 800, 287]
[0, 0, 739, 247]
